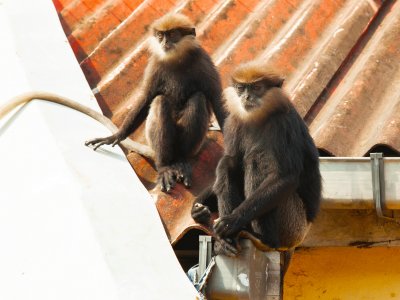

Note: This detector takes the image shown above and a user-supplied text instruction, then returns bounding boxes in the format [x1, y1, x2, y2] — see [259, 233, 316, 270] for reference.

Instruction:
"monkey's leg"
[174, 92, 210, 187]
[146, 95, 179, 192]
[177, 92, 209, 156]
[254, 193, 310, 249]
[213, 155, 244, 256]
[214, 156, 243, 219]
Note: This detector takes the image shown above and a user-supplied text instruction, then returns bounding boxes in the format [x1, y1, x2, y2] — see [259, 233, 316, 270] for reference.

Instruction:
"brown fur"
[192, 63, 322, 265]
[151, 13, 194, 32]
[231, 61, 284, 85]
[87, 13, 226, 193]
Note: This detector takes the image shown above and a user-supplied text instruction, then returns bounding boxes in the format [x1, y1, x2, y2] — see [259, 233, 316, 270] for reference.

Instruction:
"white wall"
[0, 1, 198, 299]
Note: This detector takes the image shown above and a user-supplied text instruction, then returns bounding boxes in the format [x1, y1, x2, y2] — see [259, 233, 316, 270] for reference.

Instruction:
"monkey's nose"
[244, 96, 252, 103]
[243, 91, 251, 102]
[164, 43, 173, 51]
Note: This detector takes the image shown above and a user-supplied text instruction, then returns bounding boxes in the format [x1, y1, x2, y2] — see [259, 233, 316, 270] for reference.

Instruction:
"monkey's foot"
[214, 238, 240, 257]
[158, 162, 192, 192]
[158, 166, 178, 193]
[191, 203, 211, 225]
[170, 161, 192, 187]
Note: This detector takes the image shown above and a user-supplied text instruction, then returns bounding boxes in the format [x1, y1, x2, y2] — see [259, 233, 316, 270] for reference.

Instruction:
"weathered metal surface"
[205, 240, 281, 300]
[53, 0, 400, 244]
[285, 247, 400, 299]
[308, 0, 400, 156]
[319, 157, 400, 210]
[303, 209, 400, 247]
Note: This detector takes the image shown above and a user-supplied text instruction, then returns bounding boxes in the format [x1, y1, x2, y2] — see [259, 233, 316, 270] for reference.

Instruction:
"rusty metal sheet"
[53, 0, 400, 243]
[308, 0, 400, 156]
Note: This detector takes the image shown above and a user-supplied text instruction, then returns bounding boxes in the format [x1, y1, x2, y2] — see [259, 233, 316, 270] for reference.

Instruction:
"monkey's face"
[226, 63, 287, 122]
[234, 81, 267, 111]
[151, 27, 196, 58]
[155, 29, 180, 52]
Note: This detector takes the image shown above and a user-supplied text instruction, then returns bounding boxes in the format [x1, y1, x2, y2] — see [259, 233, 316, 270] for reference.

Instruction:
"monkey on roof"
[192, 61, 322, 276]
[86, 13, 227, 192]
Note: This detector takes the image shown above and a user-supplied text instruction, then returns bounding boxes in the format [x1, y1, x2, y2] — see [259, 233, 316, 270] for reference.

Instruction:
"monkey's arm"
[191, 186, 217, 225]
[84, 91, 154, 150]
[191, 141, 240, 225]
[208, 89, 227, 130]
[0, 91, 154, 158]
[85, 63, 160, 150]
[214, 173, 299, 238]
[210, 96, 227, 130]
[202, 66, 227, 130]
[193, 117, 240, 224]
[90, 96, 151, 145]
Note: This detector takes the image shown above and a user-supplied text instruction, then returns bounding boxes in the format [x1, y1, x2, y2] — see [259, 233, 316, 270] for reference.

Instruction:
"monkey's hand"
[214, 238, 240, 257]
[213, 214, 245, 238]
[85, 134, 122, 151]
[191, 203, 211, 225]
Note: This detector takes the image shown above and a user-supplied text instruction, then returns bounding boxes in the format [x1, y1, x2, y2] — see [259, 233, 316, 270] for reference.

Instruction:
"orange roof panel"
[54, 0, 399, 243]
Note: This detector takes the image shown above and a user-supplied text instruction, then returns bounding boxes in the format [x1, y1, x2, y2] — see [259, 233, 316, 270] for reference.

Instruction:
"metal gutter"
[320, 156, 400, 211]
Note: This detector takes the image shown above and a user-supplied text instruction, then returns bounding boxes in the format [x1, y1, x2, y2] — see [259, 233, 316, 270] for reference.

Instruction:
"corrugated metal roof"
[53, 0, 400, 243]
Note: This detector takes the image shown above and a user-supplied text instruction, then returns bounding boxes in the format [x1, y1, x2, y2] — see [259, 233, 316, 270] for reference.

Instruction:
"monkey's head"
[149, 13, 198, 61]
[224, 61, 288, 122]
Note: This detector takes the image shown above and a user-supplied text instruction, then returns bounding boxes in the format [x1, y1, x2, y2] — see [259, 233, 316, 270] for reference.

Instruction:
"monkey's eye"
[251, 83, 265, 96]
[156, 31, 164, 41]
[168, 30, 181, 42]
[235, 84, 245, 94]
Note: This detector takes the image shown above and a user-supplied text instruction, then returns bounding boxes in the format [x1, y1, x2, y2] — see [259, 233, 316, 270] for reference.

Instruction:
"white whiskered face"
[224, 87, 251, 121]
[147, 35, 198, 61]
[224, 84, 287, 123]
[148, 36, 168, 59]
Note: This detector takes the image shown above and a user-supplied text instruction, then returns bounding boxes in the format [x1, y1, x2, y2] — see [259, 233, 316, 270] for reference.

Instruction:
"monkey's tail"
[0, 91, 154, 158]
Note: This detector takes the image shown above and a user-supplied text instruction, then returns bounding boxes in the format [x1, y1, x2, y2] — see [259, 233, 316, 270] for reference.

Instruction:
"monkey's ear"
[275, 77, 284, 88]
[272, 76, 285, 88]
[191, 28, 196, 36]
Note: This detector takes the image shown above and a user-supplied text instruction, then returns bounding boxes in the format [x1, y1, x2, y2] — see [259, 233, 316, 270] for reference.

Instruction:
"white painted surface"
[0, 1, 198, 299]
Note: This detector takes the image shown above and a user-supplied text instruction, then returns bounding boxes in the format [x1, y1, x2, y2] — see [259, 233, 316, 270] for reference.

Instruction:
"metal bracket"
[198, 235, 212, 279]
[370, 153, 397, 221]
[370, 153, 385, 218]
